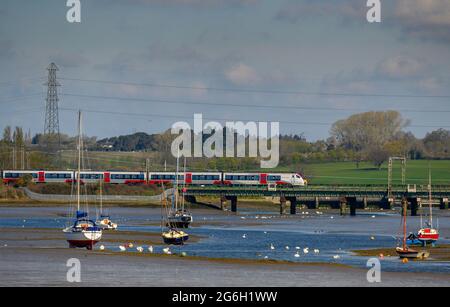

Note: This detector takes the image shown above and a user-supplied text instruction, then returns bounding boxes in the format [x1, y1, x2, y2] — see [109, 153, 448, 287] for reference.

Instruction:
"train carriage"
[223, 172, 305, 186]
[108, 171, 147, 185]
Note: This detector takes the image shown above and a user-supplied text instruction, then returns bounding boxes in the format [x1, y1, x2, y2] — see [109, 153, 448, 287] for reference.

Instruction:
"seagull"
[294, 252, 300, 258]
[99, 245, 105, 251]
[303, 247, 309, 254]
[314, 249, 320, 254]
[163, 247, 171, 255]
[333, 255, 341, 259]
[136, 246, 144, 253]
[330, 216, 334, 219]
[270, 244, 275, 250]
[370, 236, 376, 240]
[371, 215, 376, 219]
[242, 234, 247, 239]
[295, 246, 300, 250]
[285, 246, 290, 250]
[119, 245, 126, 252]
[264, 256, 269, 259]
[148, 246, 154, 253]
[263, 231, 268, 234]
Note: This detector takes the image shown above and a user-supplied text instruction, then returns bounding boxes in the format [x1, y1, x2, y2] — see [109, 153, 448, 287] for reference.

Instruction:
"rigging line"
[61, 93, 450, 113]
[59, 107, 450, 129]
[59, 77, 450, 99]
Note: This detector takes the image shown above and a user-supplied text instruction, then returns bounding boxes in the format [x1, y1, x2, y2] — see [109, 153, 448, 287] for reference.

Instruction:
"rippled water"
[1, 207, 449, 274]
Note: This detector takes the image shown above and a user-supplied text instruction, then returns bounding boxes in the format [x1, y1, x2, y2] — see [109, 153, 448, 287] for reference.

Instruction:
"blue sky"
[1, 0, 449, 141]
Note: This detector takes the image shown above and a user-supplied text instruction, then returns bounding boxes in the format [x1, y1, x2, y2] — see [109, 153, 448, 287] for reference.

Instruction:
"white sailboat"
[63, 111, 102, 250]
[167, 153, 192, 228]
[96, 179, 118, 230]
[417, 166, 439, 245]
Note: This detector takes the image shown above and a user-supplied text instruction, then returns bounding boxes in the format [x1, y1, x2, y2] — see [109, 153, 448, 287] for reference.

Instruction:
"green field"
[301, 160, 450, 185]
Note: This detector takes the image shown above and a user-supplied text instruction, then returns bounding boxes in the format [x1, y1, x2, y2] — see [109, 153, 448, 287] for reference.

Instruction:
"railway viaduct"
[182, 184, 450, 216]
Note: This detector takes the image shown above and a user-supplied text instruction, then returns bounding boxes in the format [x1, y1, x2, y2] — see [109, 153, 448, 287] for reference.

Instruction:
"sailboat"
[396, 199, 428, 259]
[63, 111, 102, 250]
[167, 155, 193, 229]
[161, 185, 189, 245]
[96, 179, 118, 230]
[417, 167, 439, 245]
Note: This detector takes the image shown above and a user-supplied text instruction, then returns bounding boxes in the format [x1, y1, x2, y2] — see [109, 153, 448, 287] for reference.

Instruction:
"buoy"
[379, 253, 384, 260]
[148, 246, 154, 253]
[402, 258, 409, 264]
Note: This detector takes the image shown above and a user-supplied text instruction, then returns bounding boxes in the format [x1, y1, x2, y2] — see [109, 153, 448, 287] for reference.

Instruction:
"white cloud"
[376, 55, 426, 79]
[225, 63, 261, 86]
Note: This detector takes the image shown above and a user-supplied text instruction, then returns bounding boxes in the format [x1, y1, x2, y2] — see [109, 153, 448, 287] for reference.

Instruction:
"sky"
[0, 0, 449, 141]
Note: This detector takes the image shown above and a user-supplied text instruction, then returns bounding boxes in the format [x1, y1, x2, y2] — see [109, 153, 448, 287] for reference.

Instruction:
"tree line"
[1, 111, 449, 170]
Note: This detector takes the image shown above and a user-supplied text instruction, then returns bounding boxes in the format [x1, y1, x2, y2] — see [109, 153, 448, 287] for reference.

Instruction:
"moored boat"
[63, 111, 102, 250]
[417, 167, 439, 245]
[396, 198, 428, 260]
[162, 229, 189, 245]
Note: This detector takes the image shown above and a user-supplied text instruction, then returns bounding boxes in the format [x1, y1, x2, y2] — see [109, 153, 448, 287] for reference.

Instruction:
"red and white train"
[1, 170, 306, 186]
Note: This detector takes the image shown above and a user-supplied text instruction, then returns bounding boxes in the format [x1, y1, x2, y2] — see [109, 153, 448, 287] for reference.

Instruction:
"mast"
[182, 156, 186, 211]
[175, 148, 180, 211]
[403, 199, 407, 250]
[428, 165, 433, 228]
[77, 110, 82, 212]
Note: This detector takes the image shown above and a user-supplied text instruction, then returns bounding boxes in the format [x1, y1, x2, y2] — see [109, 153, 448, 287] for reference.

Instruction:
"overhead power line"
[60, 77, 450, 99]
[61, 92, 450, 114]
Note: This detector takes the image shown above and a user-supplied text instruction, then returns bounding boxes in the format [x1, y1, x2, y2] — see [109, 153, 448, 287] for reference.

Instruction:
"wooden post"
[347, 197, 357, 216]
[315, 197, 320, 209]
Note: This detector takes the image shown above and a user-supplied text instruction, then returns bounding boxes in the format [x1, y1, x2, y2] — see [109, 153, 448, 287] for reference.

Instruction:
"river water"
[0, 206, 449, 275]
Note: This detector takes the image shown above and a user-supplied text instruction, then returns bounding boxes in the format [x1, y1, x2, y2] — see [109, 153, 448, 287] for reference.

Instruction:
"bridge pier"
[226, 196, 238, 213]
[287, 197, 297, 215]
[409, 198, 420, 216]
[347, 197, 357, 216]
[441, 198, 449, 210]
[184, 195, 197, 204]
